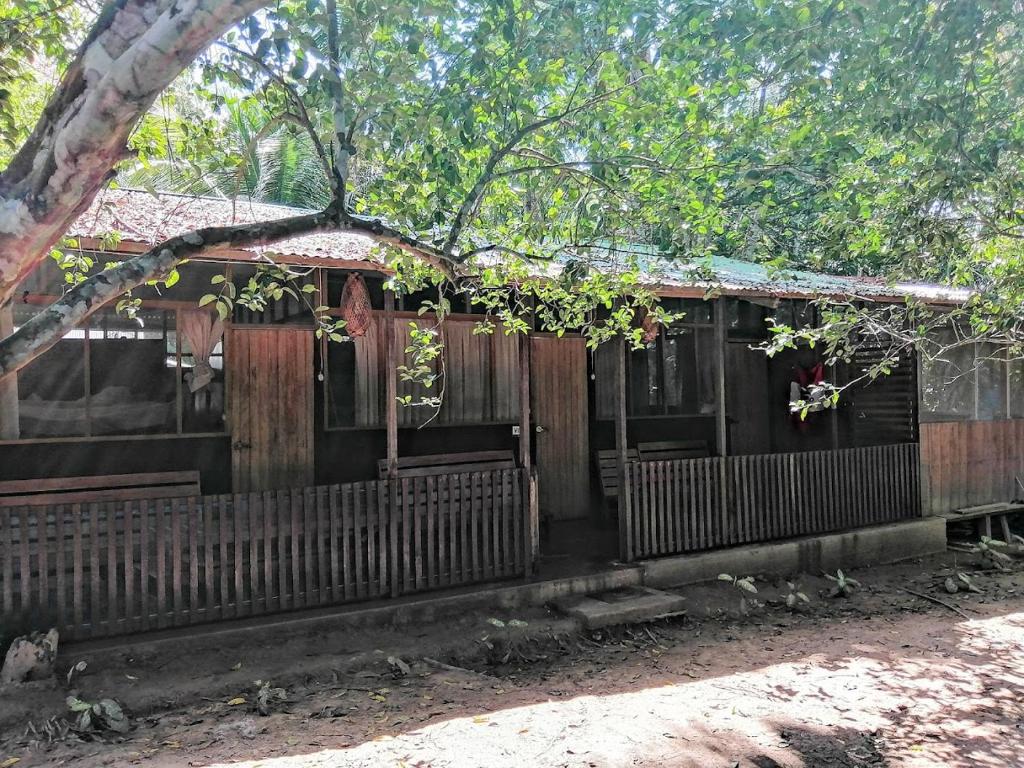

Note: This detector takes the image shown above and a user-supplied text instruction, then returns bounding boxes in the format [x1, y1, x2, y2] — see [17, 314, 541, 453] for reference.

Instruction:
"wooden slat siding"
[286, 489, 299, 607]
[456, 473, 467, 581]
[170, 498, 183, 623]
[185, 496, 199, 621]
[352, 484, 365, 599]
[919, 420, 1024, 515]
[447, 473, 457, 583]
[512, 469, 523, 572]
[120, 501, 133, 632]
[470, 472, 481, 579]
[72, 504, 84, 631]
[153, 499, 167, 628]
[337, 485, 351, 600]
[104, 502, 116, 634]
[136, 499, 151, 630]
[380, 480, 390, 594]
[298, 487, 311, 603]
[315, 489, 327, 606]
[326, 486, 339, 602]
[234, 494, 246, 615]
[1, 471, 526, 640]
[215, 495, 229, 618]
[249, 492, 261, 612]
[401, 477, 412, 593]
[622, 445, 919, 560]
[2, 509, 12, 627]
[54, 505, 66, 634]
[201, 498, 213, 618]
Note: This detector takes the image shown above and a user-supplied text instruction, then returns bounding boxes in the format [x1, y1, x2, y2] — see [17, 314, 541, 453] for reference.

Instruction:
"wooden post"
[384, 290, 398, 478]
[615, 335, 631, 561]
[518, 333, 537, 576]
[713, 298, 728, 457]
[713, 298, 731, 541]
[384, 290, 399, 597]
[0, 302, 18, 439]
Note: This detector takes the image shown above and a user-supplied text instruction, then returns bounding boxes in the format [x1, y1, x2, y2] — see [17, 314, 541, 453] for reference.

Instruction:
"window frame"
[2, 302, 228, 444]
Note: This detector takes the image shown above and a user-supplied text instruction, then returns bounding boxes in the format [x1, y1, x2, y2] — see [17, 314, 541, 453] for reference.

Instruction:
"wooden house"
[0, 189, 1014, 640]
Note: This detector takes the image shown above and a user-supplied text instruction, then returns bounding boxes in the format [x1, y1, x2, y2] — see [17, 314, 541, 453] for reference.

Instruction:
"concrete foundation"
[642, 517, 947, 589]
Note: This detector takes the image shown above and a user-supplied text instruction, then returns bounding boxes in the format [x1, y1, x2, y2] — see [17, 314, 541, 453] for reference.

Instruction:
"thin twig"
[899, 587, 971, 619]
[422, 657, 499, 681]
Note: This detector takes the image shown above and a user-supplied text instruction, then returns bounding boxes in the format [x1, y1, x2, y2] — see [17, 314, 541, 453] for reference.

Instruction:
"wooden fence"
[1, 469, 528, 641]
[622, 443, 920, 561]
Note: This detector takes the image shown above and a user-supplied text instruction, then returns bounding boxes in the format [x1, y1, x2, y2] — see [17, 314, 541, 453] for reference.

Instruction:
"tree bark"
[0, 205, 457, 379]
[0, 0, 268, 308]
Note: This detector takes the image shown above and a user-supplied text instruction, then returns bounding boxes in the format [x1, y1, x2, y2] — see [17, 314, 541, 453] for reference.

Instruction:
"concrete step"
[554, 585, 686, 629]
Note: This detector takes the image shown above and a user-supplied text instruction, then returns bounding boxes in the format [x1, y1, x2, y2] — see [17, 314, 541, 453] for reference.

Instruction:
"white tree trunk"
[0, 0, 267, 307]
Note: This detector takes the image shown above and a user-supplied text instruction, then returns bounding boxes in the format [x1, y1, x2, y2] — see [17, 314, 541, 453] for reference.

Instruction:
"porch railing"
[1, 468, 528, 641]
[622, 443, 920, 561]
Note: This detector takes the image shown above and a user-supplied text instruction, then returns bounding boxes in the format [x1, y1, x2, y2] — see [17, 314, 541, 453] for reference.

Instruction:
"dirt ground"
[2, 549, 1023, 768]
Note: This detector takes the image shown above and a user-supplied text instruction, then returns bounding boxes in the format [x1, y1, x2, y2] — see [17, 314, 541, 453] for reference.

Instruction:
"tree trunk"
[0, 0, 267, 308]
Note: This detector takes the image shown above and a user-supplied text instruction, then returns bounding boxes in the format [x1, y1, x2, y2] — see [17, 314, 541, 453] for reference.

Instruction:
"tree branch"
[0, 204, 461, 379]
[440, 77, 643, 259]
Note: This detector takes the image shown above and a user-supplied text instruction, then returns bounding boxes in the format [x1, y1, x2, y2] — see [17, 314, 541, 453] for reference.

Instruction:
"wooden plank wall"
[920, 420, 1024, 514]
[846, 343, 918, 446]
[622, 443, 920, 561]
[349, 315, 520, 427]
[0, 469, 526, 641]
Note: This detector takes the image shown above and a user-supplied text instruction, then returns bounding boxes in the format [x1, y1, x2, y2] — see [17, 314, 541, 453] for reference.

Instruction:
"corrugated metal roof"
[636, 253, 971, 303]
[69, 189, 970, 304]
[69, 188, 381, 266]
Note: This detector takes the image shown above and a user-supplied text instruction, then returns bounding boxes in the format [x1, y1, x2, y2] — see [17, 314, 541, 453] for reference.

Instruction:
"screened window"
[8, 305, 226, 439]
[919, 334, 1024, 422]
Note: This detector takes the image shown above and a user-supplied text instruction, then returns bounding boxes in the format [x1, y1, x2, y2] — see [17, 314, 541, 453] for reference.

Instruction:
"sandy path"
[23, 588, 1023, 768]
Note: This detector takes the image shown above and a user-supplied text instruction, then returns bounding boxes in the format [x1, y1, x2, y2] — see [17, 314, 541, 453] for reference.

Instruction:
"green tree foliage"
[4, 0, 1024, 387]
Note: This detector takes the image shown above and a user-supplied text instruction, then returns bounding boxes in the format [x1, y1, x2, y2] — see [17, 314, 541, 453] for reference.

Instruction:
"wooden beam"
[714, 298, 728, 457]
[518, 332, 537, 576]
[0, 302, 18, 439]
[615, 335, 631, 560]
[384, 290, 398, 479]
[73, 237, 391, 274]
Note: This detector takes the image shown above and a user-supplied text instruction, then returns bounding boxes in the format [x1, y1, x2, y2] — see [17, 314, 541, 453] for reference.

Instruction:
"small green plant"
[479, 617, 530, 665]
[65, 696, 130, 735]
[784, 581, 811, 609]
[944, 571, 983, 594]
[825, 569, 860, 598]
[718, 573, 759, 614]
[253, 680, 287, 716]
[970, 536, 1013, 570]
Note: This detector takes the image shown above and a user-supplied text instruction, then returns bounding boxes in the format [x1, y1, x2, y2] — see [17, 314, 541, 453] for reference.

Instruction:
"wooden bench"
[637, 440, 711, 462]
[944, 502, 1024, 543]
[377, 450, 517, 479]
[594, 448, 639, 509]
[0, 471, 202, 507]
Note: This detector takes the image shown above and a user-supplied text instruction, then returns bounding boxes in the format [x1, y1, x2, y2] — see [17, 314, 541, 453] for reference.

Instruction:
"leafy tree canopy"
[2, 0, 1024, 387]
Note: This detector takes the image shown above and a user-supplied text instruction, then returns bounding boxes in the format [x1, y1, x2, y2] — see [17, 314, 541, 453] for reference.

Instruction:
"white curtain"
[179, 309, 224, 392]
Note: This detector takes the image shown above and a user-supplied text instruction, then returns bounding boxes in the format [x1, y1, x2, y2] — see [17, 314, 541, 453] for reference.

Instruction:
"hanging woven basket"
[637, 306, 660, 345]
[340, 273, 373, 337]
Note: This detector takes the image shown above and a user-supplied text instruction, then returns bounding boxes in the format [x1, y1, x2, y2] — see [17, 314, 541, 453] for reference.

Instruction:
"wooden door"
[530, 334, 590, 520]
[726, 342, 771, 455]
[227, 326, 315, 492]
